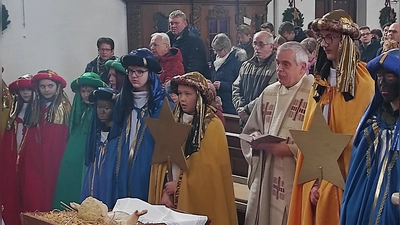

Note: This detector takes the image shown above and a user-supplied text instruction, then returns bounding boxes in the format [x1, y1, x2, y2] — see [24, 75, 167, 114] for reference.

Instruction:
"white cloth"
[213, 47, 233, 71]
[322, 68, 337, 121]
[242, 75, 314, 225]
[129, 91, 148, 145]
[112, 198, 208, 225]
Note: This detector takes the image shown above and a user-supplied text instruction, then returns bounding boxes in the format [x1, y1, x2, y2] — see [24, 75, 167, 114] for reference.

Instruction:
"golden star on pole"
[144, 97, 192, 172]
[289, 108, 352, 190]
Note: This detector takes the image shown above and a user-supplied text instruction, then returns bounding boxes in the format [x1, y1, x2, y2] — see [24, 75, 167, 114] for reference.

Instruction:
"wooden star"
[289, 108, 352, 190]
[144, 97, 192, 172]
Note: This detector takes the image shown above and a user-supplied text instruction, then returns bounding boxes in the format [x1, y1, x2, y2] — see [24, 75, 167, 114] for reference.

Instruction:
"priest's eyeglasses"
[316, 35, 341, 44]
[127, 69, 148, 77]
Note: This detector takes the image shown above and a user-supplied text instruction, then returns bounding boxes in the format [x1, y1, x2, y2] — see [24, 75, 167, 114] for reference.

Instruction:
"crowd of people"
[0, 7, 399, 225]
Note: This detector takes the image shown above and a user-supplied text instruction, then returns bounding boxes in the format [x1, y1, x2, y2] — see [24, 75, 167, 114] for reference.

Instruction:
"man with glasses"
[358, 26, 381, 62]
[232, 31, 277, 126]
[85, 37, 117, 83]
[288, 9, 375, 225]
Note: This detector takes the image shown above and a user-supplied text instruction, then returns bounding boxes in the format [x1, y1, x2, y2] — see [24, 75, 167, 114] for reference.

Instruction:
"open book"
[239, 133, 286, 145]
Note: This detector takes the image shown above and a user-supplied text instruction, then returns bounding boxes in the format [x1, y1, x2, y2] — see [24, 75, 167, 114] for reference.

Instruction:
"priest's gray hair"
[151, 33, 170, 47]
[277, 41, 308, 65]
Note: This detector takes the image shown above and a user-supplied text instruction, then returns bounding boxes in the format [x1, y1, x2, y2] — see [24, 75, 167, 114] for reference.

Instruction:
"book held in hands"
[239, 133, 286, 145]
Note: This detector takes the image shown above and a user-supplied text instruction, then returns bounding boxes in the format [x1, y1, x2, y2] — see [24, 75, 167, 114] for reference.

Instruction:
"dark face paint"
[377, 72, 399, 103]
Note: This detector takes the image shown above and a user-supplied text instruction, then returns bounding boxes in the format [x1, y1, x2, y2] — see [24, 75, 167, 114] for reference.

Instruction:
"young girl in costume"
[81, 87, 118, 201]
[99, 48, 169, 208]
[53, 72, 106, 209]
[1, 74, 34, 225]
[148, 72, 238, 225]
[18, 69, 71, 212]
[105, 58, 126, 92]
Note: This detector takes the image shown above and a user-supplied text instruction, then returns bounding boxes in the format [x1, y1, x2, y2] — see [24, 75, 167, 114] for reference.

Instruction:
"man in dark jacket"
[359, 26, 381, 62]
[166, 10, 210, 79]
[237, 24, 255, 60]
[85, 37, 117, 83]
[278, 21, 306, 43]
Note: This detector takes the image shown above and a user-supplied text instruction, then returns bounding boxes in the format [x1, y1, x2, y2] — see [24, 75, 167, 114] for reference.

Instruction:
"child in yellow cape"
[148, 72, 238, 225]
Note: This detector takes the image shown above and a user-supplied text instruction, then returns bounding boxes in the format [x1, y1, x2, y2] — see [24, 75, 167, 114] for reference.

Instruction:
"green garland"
[282, 7, 304, 28]
[2, 4, 11, 31]
[379, 6, 396, 28]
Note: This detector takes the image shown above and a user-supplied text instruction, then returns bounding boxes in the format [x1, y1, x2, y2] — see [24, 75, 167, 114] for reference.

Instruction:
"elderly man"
[241, 42, 314, 225]
[341, 49, 399, 225]
[388, 22, 400, 43]
[287, 9, 375, 225]
[232, 31, 277, 125]
[149, 33, 184, 85]
[166, 10, 209, 79]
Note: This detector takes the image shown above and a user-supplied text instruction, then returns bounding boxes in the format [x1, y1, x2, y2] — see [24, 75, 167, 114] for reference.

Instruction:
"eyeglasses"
[360, 32, 371, 37]
[213, 48, 223, 53]
[99, 48, 112, 52]
[252, 42, 271, 48]
[316, 35, 341, 44]
[127, 69, 148, 77]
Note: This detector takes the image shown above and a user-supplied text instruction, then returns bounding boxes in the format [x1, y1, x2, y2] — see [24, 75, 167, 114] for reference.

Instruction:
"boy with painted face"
[18, 70, 71, 212]
[1, 74, 34, 225]
[341, 49, 400, 225]
[81, 87, 118, 201]
[53, 72, 106, 209]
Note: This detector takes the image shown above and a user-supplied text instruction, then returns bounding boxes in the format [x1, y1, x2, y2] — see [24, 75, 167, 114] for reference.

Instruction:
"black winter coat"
[167, 27, 210, 79]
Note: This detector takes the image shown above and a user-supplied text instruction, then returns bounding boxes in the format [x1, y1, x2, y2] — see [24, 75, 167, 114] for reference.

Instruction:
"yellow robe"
[148, 117, 238, 225]
[287, 63, 374, 225]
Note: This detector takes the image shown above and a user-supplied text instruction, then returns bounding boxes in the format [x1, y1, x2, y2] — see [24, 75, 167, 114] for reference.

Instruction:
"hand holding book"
[239, 132, 286, 145]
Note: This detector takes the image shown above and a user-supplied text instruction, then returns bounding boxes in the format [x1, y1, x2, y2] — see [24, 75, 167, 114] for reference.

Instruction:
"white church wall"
[268, 0, 316, 34]
[366, 1, 399, 29]
[2, 0, 128, 99]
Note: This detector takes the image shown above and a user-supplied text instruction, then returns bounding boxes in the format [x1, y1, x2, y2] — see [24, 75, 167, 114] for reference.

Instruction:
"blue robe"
[341, 107, 399, 225]
[104, 105, 161, 208]
[341, 50, 400, 225]
[88, 69, 169, 208]
[81, 129, 109, 201]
